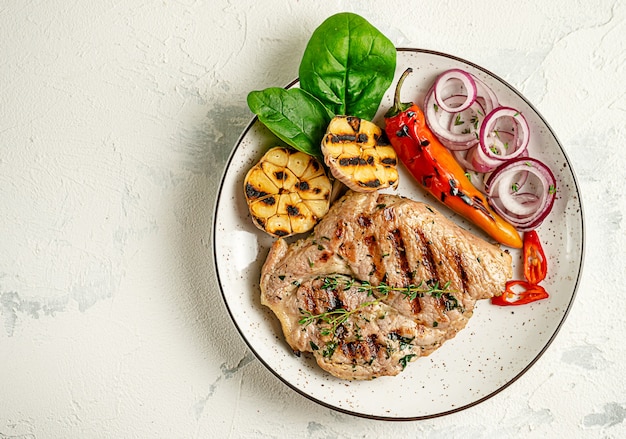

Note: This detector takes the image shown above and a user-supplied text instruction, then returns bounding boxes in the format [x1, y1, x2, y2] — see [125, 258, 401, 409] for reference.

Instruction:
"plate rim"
[212, 47, 586, 421]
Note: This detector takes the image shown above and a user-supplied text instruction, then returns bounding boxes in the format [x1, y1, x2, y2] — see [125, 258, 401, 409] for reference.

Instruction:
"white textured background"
[1, 1, 624, 438]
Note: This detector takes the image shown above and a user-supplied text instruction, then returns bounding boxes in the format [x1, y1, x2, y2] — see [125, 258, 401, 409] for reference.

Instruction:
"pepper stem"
[385, 67, 413, 118]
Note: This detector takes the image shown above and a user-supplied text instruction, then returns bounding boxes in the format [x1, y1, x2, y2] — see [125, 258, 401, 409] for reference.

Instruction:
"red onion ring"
[424, 70, 501, 152]
[485, 157, 556, 231]
[473, 76, 498, 115]
[469, 140, 504, 172]
[424, 87, 480, 150]
[461, 144, 529, 175]
[433, 69, 477, 113]
[475, 107, 530, 171]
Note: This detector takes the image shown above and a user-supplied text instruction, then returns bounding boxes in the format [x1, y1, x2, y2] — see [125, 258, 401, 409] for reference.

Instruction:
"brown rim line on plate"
[212, 48, 585, 420]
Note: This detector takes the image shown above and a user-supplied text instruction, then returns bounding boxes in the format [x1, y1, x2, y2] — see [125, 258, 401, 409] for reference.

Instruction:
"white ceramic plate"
[213, 49, 584, 420]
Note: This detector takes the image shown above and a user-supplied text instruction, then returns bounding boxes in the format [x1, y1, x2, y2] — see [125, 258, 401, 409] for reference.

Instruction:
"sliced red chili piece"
[491, 280, 549, 306]
[523, 230, 547, 284]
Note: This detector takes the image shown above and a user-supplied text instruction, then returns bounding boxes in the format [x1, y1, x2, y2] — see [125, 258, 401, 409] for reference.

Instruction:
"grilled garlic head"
[243, 146, 332, 237]
[321, 115, 399, 192]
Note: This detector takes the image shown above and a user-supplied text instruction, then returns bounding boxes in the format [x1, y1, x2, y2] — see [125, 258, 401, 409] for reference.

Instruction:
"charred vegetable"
[321, 115, 399, 192]
[244, 147, 332, 237]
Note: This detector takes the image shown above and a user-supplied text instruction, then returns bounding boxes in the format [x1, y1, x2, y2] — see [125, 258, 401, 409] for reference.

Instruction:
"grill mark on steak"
[335, 323, 347, 342]
[453, 250, 469, 294]
[357, 214, 372, 227]
[303, 280, 342, 314]
[413, 228, 444, 315]
[410, 296, 422, 318]
[364, 234, 385, 281]
[415, 228, 439, 285]
[366, 334, 380, 357]
[342, 340, 362, 362]
[318, 251, 331, 263]
[340, 334, 381, 365]
[389, 228, 412, 283]
[383, 206, 395, 221]
[335, 221, 345, 239]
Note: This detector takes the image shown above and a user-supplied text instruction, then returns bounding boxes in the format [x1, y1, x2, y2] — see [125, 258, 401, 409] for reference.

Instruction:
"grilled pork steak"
[260, 190, 512, 380]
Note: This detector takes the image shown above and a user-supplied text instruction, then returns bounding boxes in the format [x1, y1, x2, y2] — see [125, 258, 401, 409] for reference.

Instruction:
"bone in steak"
[260, 190, 512, 380]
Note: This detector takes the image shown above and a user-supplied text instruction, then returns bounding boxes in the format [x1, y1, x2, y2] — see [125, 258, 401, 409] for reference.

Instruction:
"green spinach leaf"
[298, 12, 396, 120]
[247, 87, 332, 158]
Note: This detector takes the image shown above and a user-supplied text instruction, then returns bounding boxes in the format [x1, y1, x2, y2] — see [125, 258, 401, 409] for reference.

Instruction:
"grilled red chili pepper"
[491, 280, 549, 306]
[384, 68, 522, 248]
[523, 230, 547, 284]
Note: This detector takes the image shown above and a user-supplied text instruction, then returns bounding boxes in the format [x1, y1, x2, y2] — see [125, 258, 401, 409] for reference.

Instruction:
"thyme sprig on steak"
[298, 274, 460, 334]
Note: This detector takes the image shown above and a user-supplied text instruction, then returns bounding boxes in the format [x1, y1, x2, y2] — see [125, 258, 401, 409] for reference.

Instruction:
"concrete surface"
[1, 0, 624, 437]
